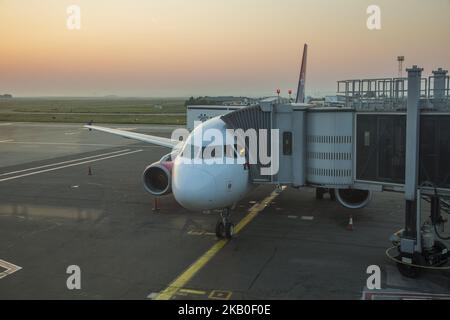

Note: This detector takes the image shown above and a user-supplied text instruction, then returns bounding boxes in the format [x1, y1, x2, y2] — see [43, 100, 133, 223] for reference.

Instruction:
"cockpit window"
[202, 145, 222, 159]
[180, 144, 240, 160]
[224, 144, 238, 158]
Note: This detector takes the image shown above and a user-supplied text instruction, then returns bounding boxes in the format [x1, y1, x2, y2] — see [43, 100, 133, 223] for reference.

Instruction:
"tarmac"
[0, 121, 449, 299]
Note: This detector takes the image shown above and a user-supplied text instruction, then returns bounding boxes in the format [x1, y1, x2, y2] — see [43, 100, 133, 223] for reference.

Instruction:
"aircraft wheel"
[224, 222, 234, 239]
[215, 221, 225, 239]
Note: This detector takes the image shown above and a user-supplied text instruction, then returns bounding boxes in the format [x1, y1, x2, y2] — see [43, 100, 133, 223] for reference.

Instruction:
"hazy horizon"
[1, 0, 449, 97]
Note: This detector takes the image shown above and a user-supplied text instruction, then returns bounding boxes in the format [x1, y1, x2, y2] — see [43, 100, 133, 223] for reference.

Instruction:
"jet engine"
[142, 161, 173, 196]
[335, 188, 372, 209]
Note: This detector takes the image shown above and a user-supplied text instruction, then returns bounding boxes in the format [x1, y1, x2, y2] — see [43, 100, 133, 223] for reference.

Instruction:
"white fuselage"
[171, 117, 252, 211]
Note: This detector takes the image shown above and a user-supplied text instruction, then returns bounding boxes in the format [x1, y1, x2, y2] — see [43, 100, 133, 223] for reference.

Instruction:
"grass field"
[0, 98, 187, 124]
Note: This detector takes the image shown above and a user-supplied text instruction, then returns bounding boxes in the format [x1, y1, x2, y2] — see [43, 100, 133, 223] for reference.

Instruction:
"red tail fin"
[295, 44, 308, 103]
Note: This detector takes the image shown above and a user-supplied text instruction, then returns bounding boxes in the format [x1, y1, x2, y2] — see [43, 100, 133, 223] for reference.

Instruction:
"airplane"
[85, 44, 372, 239]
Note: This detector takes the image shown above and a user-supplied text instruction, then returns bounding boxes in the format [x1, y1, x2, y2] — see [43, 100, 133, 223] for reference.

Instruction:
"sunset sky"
[1, 0, 449, 97]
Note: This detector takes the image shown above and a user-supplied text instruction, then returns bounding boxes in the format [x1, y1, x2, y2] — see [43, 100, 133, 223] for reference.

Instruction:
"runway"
[0, 121, 449, 299]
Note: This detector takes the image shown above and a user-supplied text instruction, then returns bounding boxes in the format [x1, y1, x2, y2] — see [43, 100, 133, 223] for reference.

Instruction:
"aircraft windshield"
[181, 144, 240, 160]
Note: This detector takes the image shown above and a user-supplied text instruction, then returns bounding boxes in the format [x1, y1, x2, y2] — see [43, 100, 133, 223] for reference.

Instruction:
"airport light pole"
[398, 56, 405, 78]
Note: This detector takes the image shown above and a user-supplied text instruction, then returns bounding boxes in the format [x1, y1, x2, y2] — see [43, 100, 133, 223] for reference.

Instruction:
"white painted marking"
[301, 216, 314, 221]
[0, 141, 163, 148]
[0, 141, 130, 147]
[362, 289, 450, 300]
[288, 215, 298, 219]
[0, 259, 22, 279]
[64, 132, 79, 135]
[0, 149, 130, 177]
[0, 139, 13, 143]
[147, 292, 159, 299]
[116, 127, 137, 131]
[187, 230, 215, 236]
[188, 230, 204, 236]
[71, 185, 79, 188]
[0, 149, 143, 182]
[0, 123, 12, 126]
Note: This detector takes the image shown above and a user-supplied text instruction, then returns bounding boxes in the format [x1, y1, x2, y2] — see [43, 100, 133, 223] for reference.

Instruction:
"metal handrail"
[337, 77, 430, 101]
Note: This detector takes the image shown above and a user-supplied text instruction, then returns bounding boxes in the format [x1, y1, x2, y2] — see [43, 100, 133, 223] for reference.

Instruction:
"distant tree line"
[185, 96, 218, 106]
[0, 94, 13, 98]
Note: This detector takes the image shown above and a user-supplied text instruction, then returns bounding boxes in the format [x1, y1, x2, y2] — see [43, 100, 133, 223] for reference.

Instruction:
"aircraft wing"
[84, 125, 179, 149]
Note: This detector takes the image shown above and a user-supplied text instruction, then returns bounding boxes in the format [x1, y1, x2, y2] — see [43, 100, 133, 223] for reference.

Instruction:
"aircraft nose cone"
[173, 166, 218, 211]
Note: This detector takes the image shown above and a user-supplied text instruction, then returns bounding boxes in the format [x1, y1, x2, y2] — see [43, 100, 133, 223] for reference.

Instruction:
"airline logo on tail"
[295, 43, 308, 103]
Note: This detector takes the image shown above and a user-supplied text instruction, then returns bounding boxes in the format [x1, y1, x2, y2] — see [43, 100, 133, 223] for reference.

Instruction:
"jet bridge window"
[283, 132, 292, 155]
[356, 114, 406, 183]
[420, 115, 450, 189]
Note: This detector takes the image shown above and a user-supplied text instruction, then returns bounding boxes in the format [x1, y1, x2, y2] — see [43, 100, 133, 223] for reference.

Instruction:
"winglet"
[295, 43, 308, 103]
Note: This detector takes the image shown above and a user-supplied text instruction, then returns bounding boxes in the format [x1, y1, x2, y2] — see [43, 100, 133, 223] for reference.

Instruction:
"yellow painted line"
[234, 188, 283, 234]
[154, 187, 284, 300]
[178, 288, 207, 295]
[154, 239, 227, 300]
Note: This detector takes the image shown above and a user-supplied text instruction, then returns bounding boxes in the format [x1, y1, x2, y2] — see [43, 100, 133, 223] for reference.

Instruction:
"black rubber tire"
[316, 188, 324, 200]
[395, 253, 423, 278]
[215, 221, 225, 239]
[397, 262, 421, 278]
[434, 240, 448, 256]
[329, 189, 336, 201]
[224, 222, 234, 239]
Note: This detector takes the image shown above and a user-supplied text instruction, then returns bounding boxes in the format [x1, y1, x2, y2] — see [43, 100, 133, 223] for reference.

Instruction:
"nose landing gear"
[216, 208, 234, 239]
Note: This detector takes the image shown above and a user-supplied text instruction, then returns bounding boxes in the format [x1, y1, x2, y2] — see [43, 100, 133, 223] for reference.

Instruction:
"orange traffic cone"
[88, 166, 92, 176]
[347, 215, 354, 231]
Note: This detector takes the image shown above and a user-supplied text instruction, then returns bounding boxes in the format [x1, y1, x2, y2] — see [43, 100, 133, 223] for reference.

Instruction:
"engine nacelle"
[335, 188, 372, 209]
[142, 161, 173, 196]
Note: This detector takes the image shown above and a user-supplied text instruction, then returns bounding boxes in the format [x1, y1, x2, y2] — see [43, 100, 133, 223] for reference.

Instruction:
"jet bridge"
[221, 66, 450, 277]
[221, 100, 356, 188]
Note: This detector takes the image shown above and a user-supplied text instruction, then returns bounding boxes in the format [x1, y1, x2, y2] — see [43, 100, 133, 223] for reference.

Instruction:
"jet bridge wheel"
[395, 253, 425, 278]
[315, 188, 325, 200]
[316, 188, 335, 201]
[396, 260, 421, 278]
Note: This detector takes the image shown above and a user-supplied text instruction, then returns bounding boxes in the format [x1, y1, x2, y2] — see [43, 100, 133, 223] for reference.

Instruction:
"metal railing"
[337, 77, 431, 109]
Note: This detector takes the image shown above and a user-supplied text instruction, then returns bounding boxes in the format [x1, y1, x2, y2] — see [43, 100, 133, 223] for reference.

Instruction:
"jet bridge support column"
[393, 66, 450, 278]
[401, 66, 423, 257]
